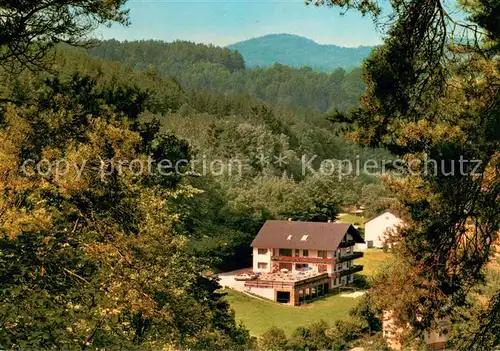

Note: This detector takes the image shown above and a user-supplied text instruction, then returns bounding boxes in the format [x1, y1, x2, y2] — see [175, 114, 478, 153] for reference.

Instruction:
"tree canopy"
[87, 40, 366, 113]
[0, 70, 254, 349]
[0, 0, 128, 72]
[316, 0, 500, 348]
[0, 2, 256, 347]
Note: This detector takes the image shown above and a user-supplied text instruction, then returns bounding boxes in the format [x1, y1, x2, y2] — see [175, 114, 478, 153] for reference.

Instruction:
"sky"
[96, 0, 385, 48]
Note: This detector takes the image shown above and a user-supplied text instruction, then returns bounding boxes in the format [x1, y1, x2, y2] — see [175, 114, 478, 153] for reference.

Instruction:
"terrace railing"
[338, 265, 364, 277]
[244, 273, 330, 289]
[271, 256, 335, 264]
[272, 252, 363, 264]
[336, 251, 364, 263]
[244, 280, 295, 289]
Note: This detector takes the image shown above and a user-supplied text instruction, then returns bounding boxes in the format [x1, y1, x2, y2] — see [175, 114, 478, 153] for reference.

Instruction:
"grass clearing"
[223, 289, 359, 336]
[358, 249, 391, 277]
[338, 214, 365, 226]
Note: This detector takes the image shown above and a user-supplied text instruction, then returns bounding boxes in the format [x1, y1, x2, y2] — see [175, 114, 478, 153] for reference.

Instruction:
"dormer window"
[287, 235, 293, 240]
[300, 235, 308, 241]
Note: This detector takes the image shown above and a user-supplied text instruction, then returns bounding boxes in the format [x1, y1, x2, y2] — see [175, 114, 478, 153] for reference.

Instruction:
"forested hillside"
[0, 33, 253, 349]
[40, 46, 391, 272]
[227, 34, 374, 71]
[87, 39, 365, 113]
[0, 27, 392, 348]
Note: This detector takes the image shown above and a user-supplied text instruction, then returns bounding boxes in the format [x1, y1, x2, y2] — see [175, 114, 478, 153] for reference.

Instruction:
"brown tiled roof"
[251, 220, 364, 250]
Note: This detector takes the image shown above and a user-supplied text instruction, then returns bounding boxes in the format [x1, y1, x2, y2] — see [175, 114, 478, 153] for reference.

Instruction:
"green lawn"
[338, 214, 365, 226]
[224, 250, 392, 336]
[357, 249, 391, 277]
[223, 289, 359, 336]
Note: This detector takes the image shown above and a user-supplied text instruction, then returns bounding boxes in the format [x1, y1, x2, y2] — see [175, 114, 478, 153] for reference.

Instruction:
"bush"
[259, 327, 289, 351]
[288, 320, 336, 350]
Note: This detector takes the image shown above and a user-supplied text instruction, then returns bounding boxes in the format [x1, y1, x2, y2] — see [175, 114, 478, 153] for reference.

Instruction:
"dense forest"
[0, 35, 391, 347]
[52, 46, 390, 271]
[87, 39, 366, 113]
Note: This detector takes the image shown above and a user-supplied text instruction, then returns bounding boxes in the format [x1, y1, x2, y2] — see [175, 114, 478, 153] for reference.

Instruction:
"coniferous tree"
[316, 0, 500, 348]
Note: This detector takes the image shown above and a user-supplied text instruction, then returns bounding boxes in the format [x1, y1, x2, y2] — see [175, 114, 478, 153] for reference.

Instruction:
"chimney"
[327, 219, 332, 223]
[288, 218, 292, 221]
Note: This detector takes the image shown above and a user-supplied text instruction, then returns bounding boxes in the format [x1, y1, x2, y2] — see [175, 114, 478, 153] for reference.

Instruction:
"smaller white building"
[358, 211, 404, 250]
[382, 310, 451, 350]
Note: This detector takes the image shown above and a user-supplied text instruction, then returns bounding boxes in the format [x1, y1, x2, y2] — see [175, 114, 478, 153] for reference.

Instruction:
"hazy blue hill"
[227, 33, 374, 71]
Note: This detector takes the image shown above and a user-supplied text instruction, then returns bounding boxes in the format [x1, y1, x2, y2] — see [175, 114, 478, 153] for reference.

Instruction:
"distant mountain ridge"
[227, 34, 374, 71]
[87, 38, 367, 113]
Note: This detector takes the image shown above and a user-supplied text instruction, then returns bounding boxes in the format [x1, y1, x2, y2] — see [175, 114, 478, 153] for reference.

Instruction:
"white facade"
[359, 212, 404, 249]
[252, 247, 272, 273]
[249, 221, 364, 305]
[252, 241, 359, 285]
[245, 286, 275, 300]
[253, 248, 335, 274]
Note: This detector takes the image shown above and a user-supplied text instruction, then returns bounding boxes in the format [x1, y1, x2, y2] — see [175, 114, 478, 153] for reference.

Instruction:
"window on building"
[295, 249, 300, 256]
[257, 248, 268, 255]
[317, 250, 327, 258]
[303, 250, 309, 257]
[279, 248, 292, 257]
[296, 263, 308, 270]
[258, 262, 268, 269]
